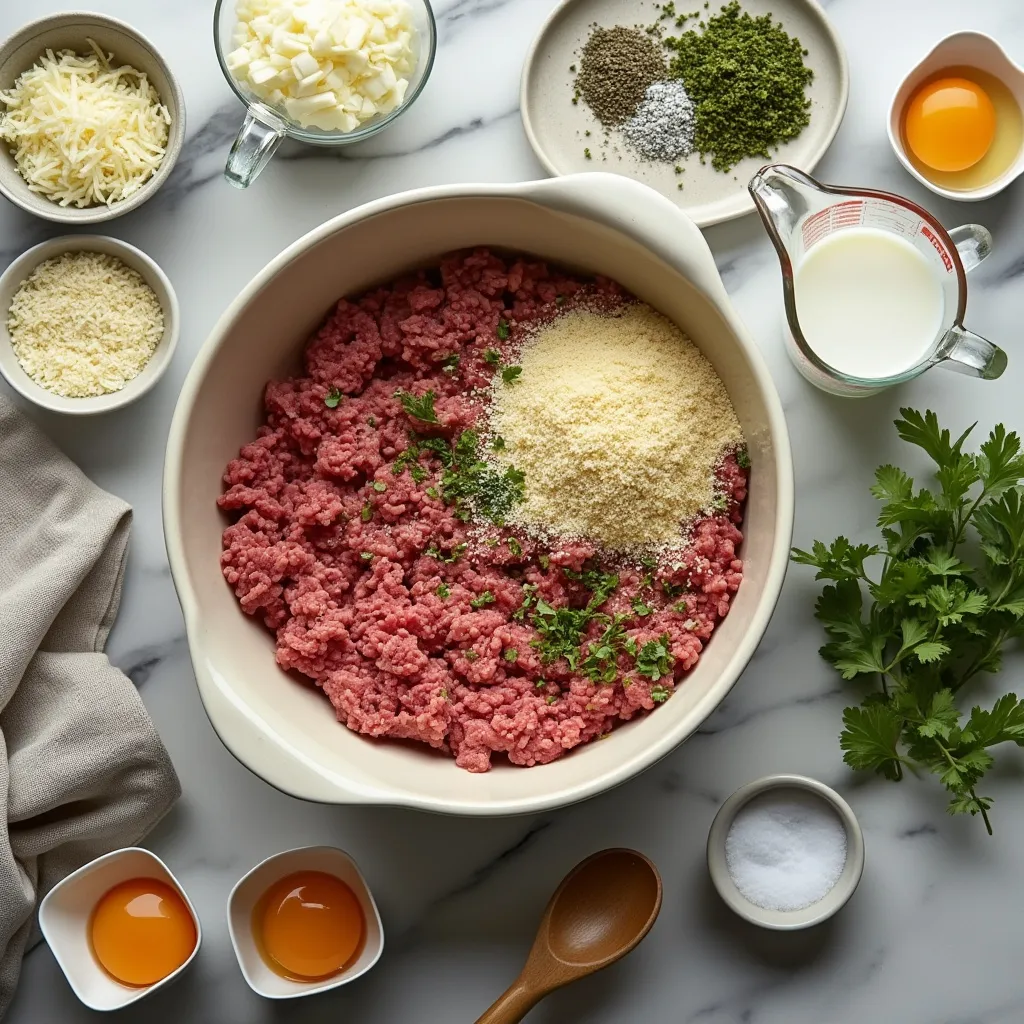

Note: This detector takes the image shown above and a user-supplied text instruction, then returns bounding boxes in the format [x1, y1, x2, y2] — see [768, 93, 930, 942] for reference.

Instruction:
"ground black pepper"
[575, 26, 667, 127]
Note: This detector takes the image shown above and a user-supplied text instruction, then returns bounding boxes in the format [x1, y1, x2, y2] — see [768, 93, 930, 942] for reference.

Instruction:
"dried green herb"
[664, 1, 813, 172]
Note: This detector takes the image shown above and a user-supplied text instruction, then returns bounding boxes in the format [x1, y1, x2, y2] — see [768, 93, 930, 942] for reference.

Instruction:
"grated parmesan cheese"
[7, 251, 164, 398]
[489, 304, 744, 550]
[0, 40, 171, 208]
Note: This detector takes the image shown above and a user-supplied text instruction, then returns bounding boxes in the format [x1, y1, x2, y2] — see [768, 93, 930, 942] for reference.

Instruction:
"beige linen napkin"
[0, 394, 180, 1018]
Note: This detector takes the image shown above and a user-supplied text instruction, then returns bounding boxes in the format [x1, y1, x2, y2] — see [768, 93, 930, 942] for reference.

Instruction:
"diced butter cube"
[326, 68, 351, 91]
[226, 46, 251, 70]
[344, 17, 370, 49]
[311, 29, 334, 56]
[291, 50, 321, 79]
[286, 90, 338, 120]
[362, 72, 388, 100]
[248, 60, 280, 85]
[360, 95, 377, 117]
[368, 18, 387, 43]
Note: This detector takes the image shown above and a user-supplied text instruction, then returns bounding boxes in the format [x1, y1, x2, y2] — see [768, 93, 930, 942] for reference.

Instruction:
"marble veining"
[3, 0, 1024, 1020]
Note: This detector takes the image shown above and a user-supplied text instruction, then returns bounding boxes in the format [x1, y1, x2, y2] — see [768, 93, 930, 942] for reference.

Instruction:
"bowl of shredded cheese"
[0, 235, 179, 414]
[0, 12, 185, 223]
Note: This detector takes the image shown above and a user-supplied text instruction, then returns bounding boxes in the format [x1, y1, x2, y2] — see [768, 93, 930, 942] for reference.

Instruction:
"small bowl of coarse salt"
[706, 774, 865, 930]
[0, 234, 179, 415]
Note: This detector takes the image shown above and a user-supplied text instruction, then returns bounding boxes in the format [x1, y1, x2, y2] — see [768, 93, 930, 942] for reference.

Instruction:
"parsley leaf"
[631, 596, 654, 617]
[631, 634, 674, 680]
[470, 591, 496, 609]
[324, 387, 343, 408]
[394, 389, 439, 424]
[440, 353, 459, 373]
[497, 319, 510, 340]
[436, 582, 451, 598]
[501, 365, 522, 385]
[483, 348, 502, 366]
[504, 648, 518, 662]
[794, 409, 1024, 834]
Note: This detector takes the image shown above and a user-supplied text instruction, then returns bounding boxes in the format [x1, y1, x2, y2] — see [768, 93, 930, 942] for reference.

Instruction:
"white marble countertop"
[4, 0, 1024, 1020]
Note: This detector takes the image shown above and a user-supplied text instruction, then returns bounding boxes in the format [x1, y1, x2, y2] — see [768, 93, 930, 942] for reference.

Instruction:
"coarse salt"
[725, 790, 847, 912]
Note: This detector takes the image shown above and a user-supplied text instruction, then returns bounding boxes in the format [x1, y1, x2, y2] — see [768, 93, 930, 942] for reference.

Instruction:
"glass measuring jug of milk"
[749, 164, 1005, 396]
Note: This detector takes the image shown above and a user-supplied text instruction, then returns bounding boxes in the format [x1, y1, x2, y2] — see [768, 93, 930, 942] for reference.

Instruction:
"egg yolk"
[904, 76, 996, 172]
[89, 878, 197, 987]
[257, 871, 364, 980]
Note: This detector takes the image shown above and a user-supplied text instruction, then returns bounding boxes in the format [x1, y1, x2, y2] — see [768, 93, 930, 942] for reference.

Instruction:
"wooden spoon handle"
[474, 979, 543, 1024]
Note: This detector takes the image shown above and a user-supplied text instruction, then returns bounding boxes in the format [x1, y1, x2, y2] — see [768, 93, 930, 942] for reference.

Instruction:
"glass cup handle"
[941, 324, 1007, 380]
[225, 108, 286, 189]
[948, 224, 993, 273]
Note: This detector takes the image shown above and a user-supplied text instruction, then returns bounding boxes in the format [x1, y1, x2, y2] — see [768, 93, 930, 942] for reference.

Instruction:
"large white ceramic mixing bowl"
[164, 174, 794, 815]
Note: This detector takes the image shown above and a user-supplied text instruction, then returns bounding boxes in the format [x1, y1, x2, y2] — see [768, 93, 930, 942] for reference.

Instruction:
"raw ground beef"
[219, 249, 748, 772]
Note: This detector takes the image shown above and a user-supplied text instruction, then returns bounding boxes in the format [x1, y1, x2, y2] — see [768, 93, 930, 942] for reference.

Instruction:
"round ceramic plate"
[520, 0, 849, 227]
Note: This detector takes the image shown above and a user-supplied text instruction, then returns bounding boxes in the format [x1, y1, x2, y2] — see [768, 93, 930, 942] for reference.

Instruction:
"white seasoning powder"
[724, 790, 847, 912]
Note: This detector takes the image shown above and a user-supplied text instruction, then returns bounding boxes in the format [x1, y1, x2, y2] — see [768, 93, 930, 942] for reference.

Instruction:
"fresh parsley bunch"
[792, 409, 1024, 833]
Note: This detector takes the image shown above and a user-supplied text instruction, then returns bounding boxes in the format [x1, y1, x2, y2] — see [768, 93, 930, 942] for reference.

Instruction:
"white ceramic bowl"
[706, 774, 865, 930]
[38, 848, 202, 1012]
[163, 173, 794, 815]
[227, 846, 384, 999]
[0, 12, 185, 224]
[888, 31, 1024, 201]
[0, 234, 179, 414]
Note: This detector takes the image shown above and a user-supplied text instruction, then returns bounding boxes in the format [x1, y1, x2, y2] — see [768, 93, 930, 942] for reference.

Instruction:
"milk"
[793, 227, 944, 379]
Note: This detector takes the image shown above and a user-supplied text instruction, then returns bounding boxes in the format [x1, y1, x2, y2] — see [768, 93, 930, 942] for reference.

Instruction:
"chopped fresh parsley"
[535, 678, 548, 688]
[650, 684, 672, 703]
[367, 415, 377, 427]
[372, 480, 387, 492]
[632, 597, 654, 617]
[710, 494, 730, 513]
[360, 551, 374, 561]
[439, 430, 526, 525]
[501, 365, 523, 385]
[324, 387, 343, 408]
[564, 568, 619, 608]
[539, 554, 551, 570]
[496, 319, 510, 341]
[627, 634, 674, 680]
[661, 580, 686, 599]
[465, 649, 479, 661]
[440, 353, 460, 373]
[360, 503, 373, 522]
[504, 648, 518, 662]
[436, 582, 451, 598]
[583, 615, 629, 683]
[491, 435, 506, 451]
[470, 591, 496, 609]
[394, 389, 439, 424]
[736, 445, 751, 469]
[546, 695, 558, 705]
[424, 543, 467, 564]
[485, 537, 499, 548]
[483, 348, 502, 367]
[508, 537, 522, 557]
[514, 583, 539, 622]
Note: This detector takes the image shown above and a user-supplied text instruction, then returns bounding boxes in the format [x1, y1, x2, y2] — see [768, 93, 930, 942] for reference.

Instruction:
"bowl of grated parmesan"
[0, 234, 179, 414]
[0, 12, 185, 223]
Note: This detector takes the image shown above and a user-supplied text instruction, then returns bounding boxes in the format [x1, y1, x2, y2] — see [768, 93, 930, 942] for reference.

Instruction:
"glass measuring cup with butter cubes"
[214, 0, 436, 188]
[750, 163, 1005, 397]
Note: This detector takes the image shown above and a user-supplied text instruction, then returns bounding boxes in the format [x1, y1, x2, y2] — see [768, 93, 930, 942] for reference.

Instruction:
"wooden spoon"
[474, 848, 663, 1024]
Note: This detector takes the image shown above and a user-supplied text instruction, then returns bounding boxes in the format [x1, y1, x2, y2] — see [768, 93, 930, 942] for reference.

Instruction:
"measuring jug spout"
[749, 164, 822, 252]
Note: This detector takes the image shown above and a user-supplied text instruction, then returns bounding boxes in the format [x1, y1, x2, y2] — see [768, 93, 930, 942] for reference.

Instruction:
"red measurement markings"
[920, 224, 953, 271]
[801, 200, 864, 250]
